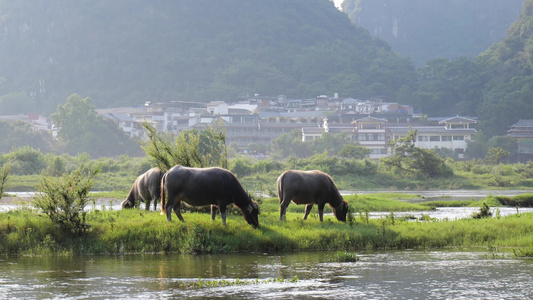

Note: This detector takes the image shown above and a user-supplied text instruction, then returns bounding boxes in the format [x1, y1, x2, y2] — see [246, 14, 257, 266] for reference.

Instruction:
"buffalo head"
[332, 200, 349, 222]
[121, 199, 135, 209]
[242, 201, 260, 228]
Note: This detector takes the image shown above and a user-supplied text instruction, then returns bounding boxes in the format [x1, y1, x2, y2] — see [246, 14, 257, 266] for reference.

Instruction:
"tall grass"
[2, 204, 532, 256]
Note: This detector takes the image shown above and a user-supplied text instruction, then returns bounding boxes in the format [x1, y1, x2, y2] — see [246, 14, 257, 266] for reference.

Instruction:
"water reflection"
[1, 250, 532, 299]
[370, 206, 533, 220]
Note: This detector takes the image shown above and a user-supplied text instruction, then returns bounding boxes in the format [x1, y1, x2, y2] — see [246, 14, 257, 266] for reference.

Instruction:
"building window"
[358, 134, 366, 141]
[362, 124, 379, 129]
[442, 136, 452, 141]
[430, 136, 440, 142]
[453, 136, 464, 141]
[418, 135, 428, 142]
[455, 148, 465, 154]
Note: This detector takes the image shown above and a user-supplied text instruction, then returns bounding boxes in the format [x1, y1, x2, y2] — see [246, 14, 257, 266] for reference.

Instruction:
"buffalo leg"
[279, 196, 292, 221]
[152, 198, 157, 211]
[210, 205, 218, 221]
[219, 205, 227, 225]
[303, 203, 314, 220]
[144, 200, 150, 211]
[317, 203, 326, 222]
[171, 201, 185, 222]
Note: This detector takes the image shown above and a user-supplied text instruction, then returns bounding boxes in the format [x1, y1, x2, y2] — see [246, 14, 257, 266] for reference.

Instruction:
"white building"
[388, 116, 477, 159]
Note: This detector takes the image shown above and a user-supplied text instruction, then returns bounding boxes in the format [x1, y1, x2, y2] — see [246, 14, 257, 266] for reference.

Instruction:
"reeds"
[2, 205, 532, 256]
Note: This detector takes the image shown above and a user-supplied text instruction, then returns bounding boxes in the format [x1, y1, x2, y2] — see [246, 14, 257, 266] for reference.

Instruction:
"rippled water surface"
[1, 250, 532, 299]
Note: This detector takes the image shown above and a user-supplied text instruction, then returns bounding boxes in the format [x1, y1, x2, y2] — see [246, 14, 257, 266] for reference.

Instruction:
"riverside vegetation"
[2, 126, 533, 257]
[1, 192, 533, 256]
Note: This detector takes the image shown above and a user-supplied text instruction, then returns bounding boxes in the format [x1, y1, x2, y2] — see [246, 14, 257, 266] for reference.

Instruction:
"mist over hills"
[0, 0, 416, 114]
[1, 0, 532, 140]
[342, 0, 524, 66]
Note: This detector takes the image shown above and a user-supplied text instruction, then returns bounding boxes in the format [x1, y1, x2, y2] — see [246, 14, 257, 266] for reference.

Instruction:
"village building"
[92, 95, 482, 159]
[507, 119, 533, 162]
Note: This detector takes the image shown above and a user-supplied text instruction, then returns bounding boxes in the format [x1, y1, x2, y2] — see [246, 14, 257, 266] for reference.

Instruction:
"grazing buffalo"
[277, 170, 348, 222]
[161, 166, 259, 228]
[121, 167, 164, 211]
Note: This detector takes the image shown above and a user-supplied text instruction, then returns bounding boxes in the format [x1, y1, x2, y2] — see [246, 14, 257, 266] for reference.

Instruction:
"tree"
[270, 130, 309, 158]
[141, 121, 227, 172]
[337, 144, 371, 159]
[381, 129, 452, 178]
[485, 147, 510, 165]
[50, 94, 142, 157]
[0, 120, 54, 154]
[51, 94, 99, 141]
[5, 146, 46, 175]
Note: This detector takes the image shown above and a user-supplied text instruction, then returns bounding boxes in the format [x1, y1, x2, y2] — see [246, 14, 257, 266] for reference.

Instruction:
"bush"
[33, 166, 100, 235]
[494, 194, 533, 207]
[0, 163, 9, 199]
[4, 146, 46, 175]
[471, 202, 492, 219]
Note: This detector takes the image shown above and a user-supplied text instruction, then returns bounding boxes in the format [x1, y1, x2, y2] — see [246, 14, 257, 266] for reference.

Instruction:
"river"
[4, 190, 533, 217]
[1, 250, 532, 299]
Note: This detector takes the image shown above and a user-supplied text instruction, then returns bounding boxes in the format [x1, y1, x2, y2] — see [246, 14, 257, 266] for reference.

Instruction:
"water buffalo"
[161, 166, 259, 228]
[277, 170, 348, 222]
[121, 167, 164, 210]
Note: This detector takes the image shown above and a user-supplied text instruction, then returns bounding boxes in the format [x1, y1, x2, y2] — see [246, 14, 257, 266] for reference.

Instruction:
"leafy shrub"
[0, 163, 9, 199]
[335, 251, 359, 262]
[33, 166, 100, 235]
[230, 157, 254, 178]
[4, 146, 46, 175]
[471, 202, 492, 219]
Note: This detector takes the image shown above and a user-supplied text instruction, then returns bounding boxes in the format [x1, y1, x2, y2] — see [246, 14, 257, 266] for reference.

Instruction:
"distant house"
[388, 116, 477, 159]
[507, 119, 533, 162]
[352, 116, 388, 159]
[0, 113, 53, 133]
[101, 113, 138, 137]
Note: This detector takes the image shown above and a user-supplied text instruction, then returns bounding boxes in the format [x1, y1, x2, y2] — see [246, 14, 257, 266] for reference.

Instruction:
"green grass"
[346, 194, 431, 212]
[335, 251, 359, 262]
[2, 204, 533, 256]
[419, 196, 503, 208]
[250, 194, 430, 220]
[2, 193, 533, 256]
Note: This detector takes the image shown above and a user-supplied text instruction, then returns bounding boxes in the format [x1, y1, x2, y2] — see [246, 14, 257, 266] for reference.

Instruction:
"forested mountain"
[401, 0, 533, 137]
[342, 0, 524, 65]
[0, 0, 416, 115]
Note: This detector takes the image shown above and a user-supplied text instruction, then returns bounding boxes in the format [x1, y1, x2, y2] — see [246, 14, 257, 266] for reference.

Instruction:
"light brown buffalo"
[121, 167, 163, 211]
[277, 170, 348, 222]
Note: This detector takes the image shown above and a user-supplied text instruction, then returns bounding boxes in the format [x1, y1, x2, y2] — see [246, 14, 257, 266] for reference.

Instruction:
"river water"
[2, 191, 533, 299]
[1, 250, 532, 299]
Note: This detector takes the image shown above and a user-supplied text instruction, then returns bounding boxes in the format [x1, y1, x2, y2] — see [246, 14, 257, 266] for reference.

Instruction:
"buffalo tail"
[160, 172, 167, 215]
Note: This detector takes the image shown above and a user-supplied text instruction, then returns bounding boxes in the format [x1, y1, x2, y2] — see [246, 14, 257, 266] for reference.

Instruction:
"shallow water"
[1, 250, 532, 299]
[370, 206, 533, 220]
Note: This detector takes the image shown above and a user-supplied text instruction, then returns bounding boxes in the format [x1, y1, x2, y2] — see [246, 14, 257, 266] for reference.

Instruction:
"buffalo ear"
[248, 202, 259, 213]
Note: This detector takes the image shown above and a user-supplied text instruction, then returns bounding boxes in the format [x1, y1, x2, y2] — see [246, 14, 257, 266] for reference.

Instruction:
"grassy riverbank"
[1, 194, 533, 256]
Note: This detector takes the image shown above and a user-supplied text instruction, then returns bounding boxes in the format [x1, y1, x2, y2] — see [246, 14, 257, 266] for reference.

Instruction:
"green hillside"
[342, 0, 523, 66]
[0, 0, 416, 114]
[390, 0, 533, 137]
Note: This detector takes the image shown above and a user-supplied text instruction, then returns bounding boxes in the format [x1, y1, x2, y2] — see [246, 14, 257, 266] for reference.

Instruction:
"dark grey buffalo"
[161, 166, 259, 228]
[122, 167, 164, 210]
[277, 170, 349, 222]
